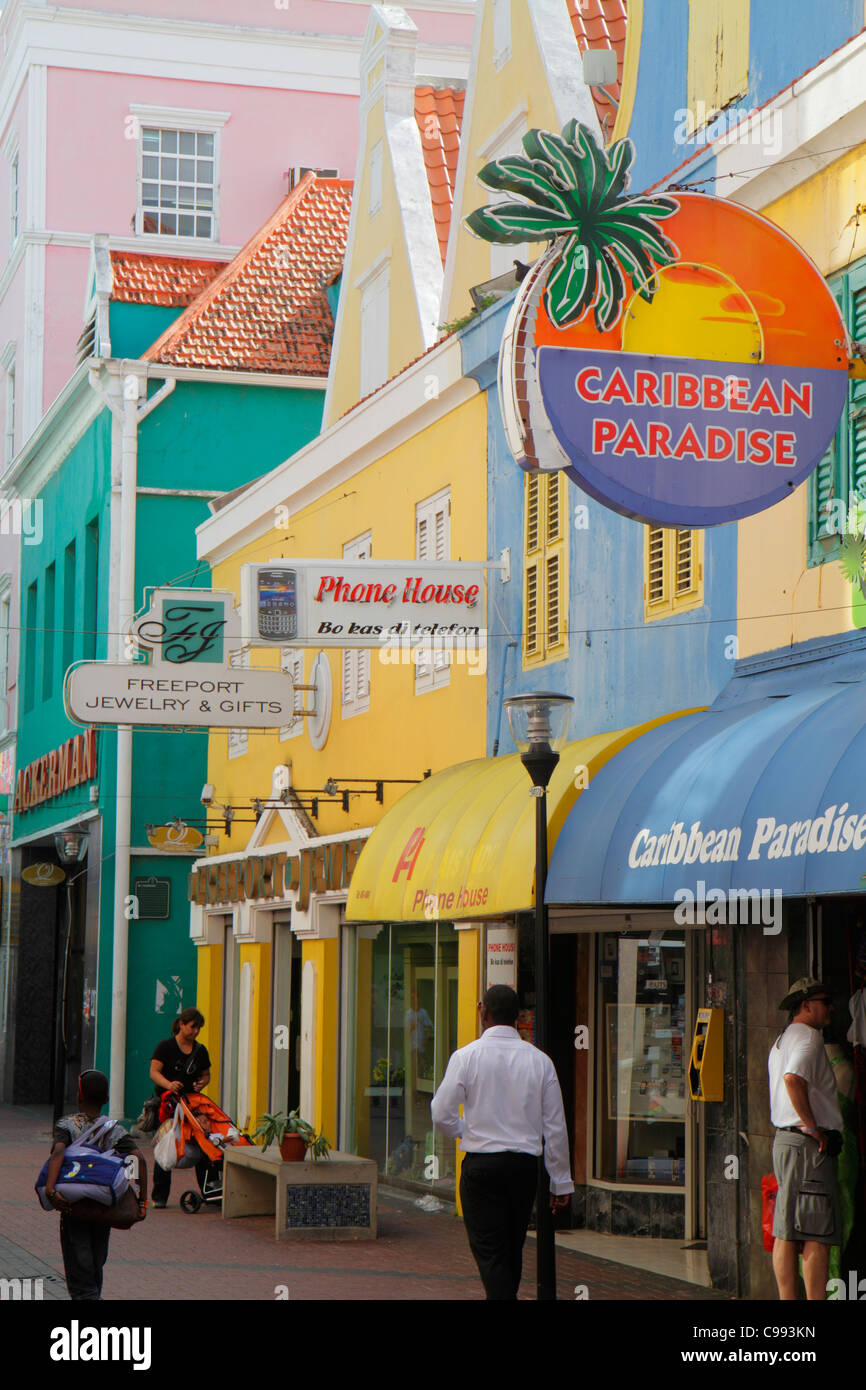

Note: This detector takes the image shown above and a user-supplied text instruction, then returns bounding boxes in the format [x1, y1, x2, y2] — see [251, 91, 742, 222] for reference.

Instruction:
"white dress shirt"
[430, 1025, 575, 1195]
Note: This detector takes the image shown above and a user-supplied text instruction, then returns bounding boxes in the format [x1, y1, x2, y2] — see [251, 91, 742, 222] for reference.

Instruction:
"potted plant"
[253, 1110, 330, 1162]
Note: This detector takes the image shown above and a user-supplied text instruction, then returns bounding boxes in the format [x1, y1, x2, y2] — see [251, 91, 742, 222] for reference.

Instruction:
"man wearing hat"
[768, 978, 842, 1300]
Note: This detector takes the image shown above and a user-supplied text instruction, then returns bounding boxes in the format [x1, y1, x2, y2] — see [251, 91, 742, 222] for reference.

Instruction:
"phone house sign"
[242, 560, 486, 649]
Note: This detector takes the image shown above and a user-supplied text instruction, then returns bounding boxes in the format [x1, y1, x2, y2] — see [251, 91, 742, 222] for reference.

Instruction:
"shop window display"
[596, 931, 687, 1185]
[350, 921, 459, 1192]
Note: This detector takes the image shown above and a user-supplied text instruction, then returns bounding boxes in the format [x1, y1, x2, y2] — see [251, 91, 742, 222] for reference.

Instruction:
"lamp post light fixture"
[53, 828, 89, 866]
[504, 691, 573, 1303]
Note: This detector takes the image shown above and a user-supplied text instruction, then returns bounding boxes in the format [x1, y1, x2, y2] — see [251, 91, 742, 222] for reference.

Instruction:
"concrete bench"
[222, 1144, 377, 1241]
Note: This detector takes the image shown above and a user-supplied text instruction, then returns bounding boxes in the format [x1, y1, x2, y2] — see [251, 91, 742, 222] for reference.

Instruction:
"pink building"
[0, 0, 471, 838]
[0, 0, 472, 440]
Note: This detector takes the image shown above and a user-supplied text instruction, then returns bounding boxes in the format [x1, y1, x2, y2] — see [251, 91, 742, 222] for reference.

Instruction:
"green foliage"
[438, 294, 499, 337]
[465, 120, 678, 333]
[253, 1109, 330, 1161]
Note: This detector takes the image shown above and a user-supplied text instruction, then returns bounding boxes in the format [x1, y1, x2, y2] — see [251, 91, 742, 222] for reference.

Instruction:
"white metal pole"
[108, 371, 139, 1119]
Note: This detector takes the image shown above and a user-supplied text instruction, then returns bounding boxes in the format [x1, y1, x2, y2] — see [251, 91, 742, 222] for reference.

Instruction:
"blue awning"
[547, 680, 866, 903]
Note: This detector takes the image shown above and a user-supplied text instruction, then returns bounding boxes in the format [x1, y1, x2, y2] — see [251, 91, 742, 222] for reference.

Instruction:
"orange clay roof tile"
[143, 174, 353, 376]
[414, 85, 466, 267]
[109, 252, 225, 306]
[567, 0, 628, 139]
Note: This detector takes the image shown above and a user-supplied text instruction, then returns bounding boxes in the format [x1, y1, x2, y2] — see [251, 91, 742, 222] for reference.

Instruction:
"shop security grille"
[134, 877, 171, 920]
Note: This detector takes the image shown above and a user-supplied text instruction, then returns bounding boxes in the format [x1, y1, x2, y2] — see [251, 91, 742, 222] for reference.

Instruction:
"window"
[227, 648, 249, 758]
[643, 526, 703, 620]
[341, 533, 371, 719]
[481, 111, 528, 277]
[686, 0, 748, 134]
[83, 517, 99, 660]
[279, 647, 304, 741]
[139, 127, 215, 239]
[523, 472, 568, 665]
[415, 488, 450, 694]
[359, 264, 389, 397]
[369, 141, 383, 218]
[63, 541, 76, 675]
[0, 578, 10, 735]
[9, 151, 18, 247]
[42, 563, 55, 701]
[4, 355, 14, 465]
[492, 0, 512, 69]
[807, 260, 866, 565]
[595, 929, 688, 1186]
[23, 580, 36, 713]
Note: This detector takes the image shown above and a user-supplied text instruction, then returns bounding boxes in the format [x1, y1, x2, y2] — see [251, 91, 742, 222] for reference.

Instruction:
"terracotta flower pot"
[279, 1133, 307, 1162]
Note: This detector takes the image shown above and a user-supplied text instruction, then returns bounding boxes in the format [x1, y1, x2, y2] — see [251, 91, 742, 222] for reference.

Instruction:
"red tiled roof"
[567, 0, 628, 139]
[109, 252, 225, 306]
[144, 174, 353, 376]
[415, 86, 465, 266]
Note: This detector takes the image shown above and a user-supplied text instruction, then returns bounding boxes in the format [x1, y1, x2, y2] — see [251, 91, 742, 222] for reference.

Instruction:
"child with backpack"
[42, 1069, 148, 1300]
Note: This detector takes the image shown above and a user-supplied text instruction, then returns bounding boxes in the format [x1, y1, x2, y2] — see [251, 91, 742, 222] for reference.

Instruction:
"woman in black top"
[149, 1008, 211, 1207]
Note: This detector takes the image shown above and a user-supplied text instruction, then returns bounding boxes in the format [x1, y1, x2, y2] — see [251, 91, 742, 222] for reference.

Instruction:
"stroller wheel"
[180, 1190, 203, 1214]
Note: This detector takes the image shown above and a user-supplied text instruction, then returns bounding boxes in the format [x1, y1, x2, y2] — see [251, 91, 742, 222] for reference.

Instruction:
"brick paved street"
[0, 1104, 728, 1302]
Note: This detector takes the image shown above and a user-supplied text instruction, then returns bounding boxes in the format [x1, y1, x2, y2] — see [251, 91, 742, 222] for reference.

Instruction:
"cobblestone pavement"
[0, 1104, 729, 1302]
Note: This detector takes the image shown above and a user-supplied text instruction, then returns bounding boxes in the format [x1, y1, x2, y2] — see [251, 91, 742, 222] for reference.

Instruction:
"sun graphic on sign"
[467, 121, 849, 527]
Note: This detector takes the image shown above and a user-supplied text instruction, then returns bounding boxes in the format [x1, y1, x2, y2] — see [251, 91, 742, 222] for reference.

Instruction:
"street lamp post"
[52, 829, 89, 1124]
[504, 692, 573, 1303]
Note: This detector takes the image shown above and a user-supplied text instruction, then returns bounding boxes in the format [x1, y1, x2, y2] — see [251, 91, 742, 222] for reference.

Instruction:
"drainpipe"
[88, 363, 175, 1118]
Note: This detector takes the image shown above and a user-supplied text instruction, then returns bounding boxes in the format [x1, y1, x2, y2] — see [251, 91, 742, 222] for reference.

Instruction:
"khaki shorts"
[772, 1130, 840, 1245]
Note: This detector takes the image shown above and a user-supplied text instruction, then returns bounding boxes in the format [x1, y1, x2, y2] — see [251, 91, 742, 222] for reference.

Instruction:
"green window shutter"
[848, 268, 866, 502]
[808, 276, 849, 566]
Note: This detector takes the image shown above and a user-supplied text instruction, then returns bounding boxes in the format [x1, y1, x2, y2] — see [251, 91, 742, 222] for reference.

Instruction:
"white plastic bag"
[153, 1106, 182, 1170]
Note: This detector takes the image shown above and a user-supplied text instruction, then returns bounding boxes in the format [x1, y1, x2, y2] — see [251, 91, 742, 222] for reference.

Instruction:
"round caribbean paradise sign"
[467, 122, 850, 527]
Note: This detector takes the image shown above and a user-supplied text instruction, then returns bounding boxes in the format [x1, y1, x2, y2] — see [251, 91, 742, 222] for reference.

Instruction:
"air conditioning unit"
[288, 166, 339, 190]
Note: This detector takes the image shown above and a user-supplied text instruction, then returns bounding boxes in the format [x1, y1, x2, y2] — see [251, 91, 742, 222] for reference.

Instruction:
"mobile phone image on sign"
[258, 569, 297, 640]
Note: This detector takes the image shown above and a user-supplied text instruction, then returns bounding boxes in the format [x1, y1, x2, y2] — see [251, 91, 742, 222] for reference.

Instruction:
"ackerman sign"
[13, 730, 96, 814]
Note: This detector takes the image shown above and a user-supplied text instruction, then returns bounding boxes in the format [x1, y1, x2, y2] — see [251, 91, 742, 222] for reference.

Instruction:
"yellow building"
[187, 0, 634, 1198]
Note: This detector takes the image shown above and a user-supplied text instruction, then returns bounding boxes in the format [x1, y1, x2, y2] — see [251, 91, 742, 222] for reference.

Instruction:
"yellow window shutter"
[524, 562, 539, 657]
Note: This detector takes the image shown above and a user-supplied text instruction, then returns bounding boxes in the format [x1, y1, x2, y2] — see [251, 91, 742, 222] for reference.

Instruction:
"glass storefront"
[595, 929, 687, 1185]
[343, 920, 459, 1190]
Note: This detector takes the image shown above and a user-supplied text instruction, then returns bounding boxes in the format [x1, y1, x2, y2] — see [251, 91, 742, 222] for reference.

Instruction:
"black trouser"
[60, 1216, 111, 1300]
[152, 1153, 211, 1203]
[459, 1151, 538, 1300]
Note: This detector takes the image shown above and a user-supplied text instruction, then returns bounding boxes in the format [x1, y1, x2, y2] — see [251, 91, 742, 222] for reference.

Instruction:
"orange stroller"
[167, 1093, 254, 1214]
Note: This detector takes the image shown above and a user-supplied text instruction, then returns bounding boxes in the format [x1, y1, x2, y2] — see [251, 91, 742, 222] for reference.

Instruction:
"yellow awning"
[346, 713, 693, 923]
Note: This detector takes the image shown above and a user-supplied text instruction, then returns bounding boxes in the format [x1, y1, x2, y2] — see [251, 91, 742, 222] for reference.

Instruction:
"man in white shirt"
[768, 977, 842, 1301]
[431, 984, 574, 1300]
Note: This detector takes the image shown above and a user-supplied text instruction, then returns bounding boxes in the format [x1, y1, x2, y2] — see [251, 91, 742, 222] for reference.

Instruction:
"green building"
[1, 175, 351, 1117]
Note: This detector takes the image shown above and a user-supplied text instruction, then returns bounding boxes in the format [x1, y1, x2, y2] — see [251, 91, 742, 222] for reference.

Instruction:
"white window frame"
[9, 149, 19, 250]
[341, 532, 371, 719]
[1, 342, 15, 466]
[358, 260, 390, 398]
[0, 574, 11, 738]
[493, 0, 512, 70]
[130, 104, 229, 243]
[227, 647, 249, 758]
[415, 487, 451, 695]
[279, 647, 304, 741]
[369, 140, 383, 218]
[479, 109, 529, 277]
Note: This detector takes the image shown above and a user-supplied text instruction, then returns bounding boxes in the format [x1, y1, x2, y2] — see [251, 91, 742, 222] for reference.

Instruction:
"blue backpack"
[36, 1116, 133, 1210]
